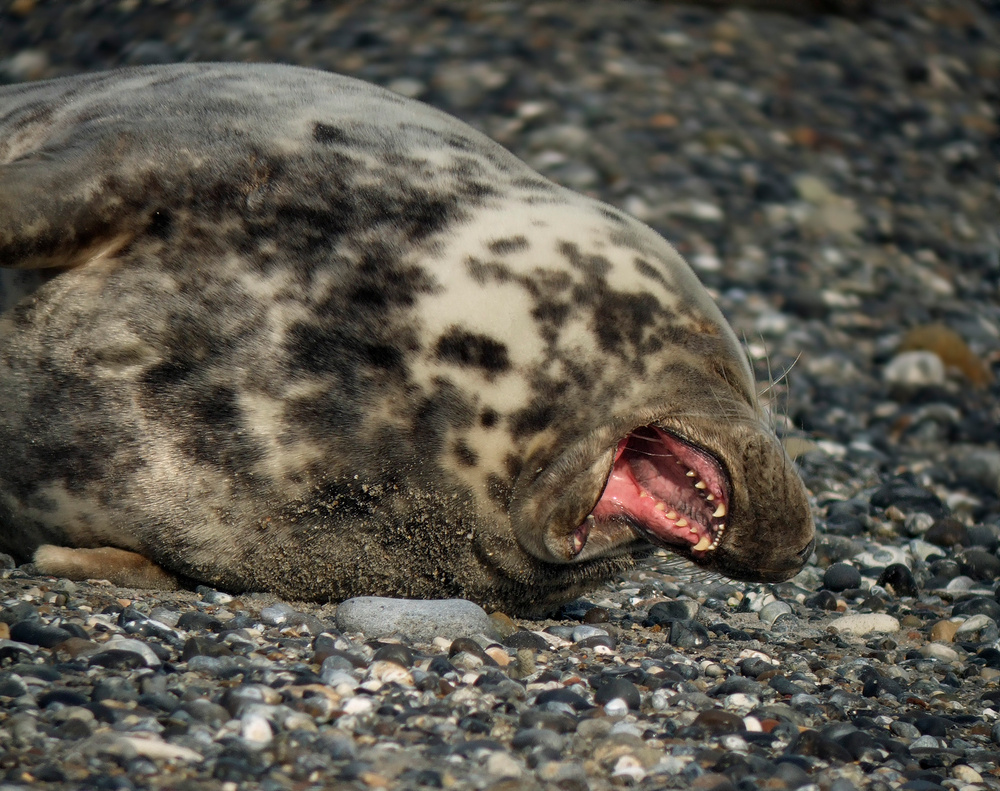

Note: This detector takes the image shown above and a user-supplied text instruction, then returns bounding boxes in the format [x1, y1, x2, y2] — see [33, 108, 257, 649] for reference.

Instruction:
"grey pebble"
[335, 596, 499, 641]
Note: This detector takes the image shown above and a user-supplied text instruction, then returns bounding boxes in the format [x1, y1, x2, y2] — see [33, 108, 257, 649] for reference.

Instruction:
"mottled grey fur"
[0, 64, 813, 614]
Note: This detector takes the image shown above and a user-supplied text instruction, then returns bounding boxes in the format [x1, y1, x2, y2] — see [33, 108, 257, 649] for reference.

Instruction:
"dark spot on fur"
[558, 241, 611, 279]
[634, 257, 670, 288]
[147, 209, 172, 239]
[590, 290, 661, 356]
[142, 358, 194, 390]
[511, 402, 555, 438]
[531, 300, 570, 327]
[313, 122, 349, 145]
[598, 207, 628, 225]
[487, 236, 529, 256]
[453, 440, 478, 467]
[466, 257, 515, 286]
[480, 408, 499, 428]
[435, 328, 510, 374]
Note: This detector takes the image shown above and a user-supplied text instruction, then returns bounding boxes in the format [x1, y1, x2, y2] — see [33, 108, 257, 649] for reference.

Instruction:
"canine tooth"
[694, 480, 706, 489]
[654, 502, 666, 511]
[666, 511, 677, 520]
[706, 494, 715, 501]
[713, 503, 727, 518]
[692, 535, 713, 552]
[685, 470, 696, 477]
[675, 518, 688, 527]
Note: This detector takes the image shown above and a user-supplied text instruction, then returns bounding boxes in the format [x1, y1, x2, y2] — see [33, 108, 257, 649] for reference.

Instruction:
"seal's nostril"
[797, 537, 816, 560]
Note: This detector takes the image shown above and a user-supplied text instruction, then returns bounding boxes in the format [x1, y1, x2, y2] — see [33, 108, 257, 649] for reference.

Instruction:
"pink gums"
[589, 426, 729, 555]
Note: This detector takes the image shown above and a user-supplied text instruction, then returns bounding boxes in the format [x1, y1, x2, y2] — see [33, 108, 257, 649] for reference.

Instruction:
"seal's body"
[0, 64, 813, 614]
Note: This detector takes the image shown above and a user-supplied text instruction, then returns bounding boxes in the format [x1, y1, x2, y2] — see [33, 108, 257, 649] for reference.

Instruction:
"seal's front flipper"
[33, 545, 182, 590]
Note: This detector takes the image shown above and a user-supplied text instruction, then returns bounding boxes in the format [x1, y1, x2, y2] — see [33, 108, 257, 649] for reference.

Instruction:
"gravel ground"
[2, 1, 1000, 789]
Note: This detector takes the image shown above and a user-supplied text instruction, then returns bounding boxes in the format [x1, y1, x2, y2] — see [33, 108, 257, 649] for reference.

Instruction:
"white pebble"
[240, 713, 273, 747]
[828, 614, 900, 636]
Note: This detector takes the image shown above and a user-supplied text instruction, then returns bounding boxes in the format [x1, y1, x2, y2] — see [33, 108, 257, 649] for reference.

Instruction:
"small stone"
[955, 614, 996, 638]
[668, 619, 711, 648]
[876, 563, 918, 597]
[582, 607, 610, 624]
[692, 710, 745, 735]
[241, 712, 273, 747]
[485, 751, 522, 779]
[921, 642, 961, 661]
[572, 625, 609, 642]
[8, 621, 73, 648]
[823, 562, 862, 592]
[883, 351, 946, 389]
[926, 518, 971, 548]
[593, 678, 641, 710]
[646, 600, 699, 624]
[90, 637, 162, 668]
[953, 597, 1000, 621]
[929, 620, 959, 642]
[952, 765, 983, 784]
[503, 631, 549, 651]
[335, 597, 498, 642]
[828, 614, 900, 636]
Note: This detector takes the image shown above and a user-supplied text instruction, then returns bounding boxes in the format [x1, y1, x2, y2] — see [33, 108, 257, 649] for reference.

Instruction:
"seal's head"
[509, 368, 815, 595]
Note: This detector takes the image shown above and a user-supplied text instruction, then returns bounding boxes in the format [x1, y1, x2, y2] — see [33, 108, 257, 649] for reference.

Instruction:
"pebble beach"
[1, 1, 1000, 790]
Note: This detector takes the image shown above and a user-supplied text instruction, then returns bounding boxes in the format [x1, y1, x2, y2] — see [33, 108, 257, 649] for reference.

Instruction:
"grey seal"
[0, 63, 814, 615]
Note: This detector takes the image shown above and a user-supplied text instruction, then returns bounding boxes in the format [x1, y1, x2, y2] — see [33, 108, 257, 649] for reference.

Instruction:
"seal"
[0, 63, 814, 615]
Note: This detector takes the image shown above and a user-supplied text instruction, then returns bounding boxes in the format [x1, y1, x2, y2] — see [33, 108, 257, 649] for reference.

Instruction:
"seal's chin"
[577, 426, 730, 560]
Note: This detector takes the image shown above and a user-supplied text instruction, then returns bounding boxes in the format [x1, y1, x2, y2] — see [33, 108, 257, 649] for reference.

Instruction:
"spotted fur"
[0, 64, 813, 614]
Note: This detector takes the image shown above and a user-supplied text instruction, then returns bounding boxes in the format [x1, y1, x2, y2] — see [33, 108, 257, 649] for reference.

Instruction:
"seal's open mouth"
[580, 425, 729, 557]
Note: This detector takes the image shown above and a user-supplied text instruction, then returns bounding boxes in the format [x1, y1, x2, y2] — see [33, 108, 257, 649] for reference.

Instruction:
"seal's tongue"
[589, 426, 728, 554]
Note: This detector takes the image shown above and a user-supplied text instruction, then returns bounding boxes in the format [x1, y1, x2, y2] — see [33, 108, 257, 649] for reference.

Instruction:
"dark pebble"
[711, 677, 763, 697]
[535, 688, 592, 711]
[953, 597, 1000, 621]
[593, 678, 641, 710]
[769, 675, 807, 696]
[692, 710, 744, 735]
[646, 600, 699, 625]
[668, 619, 711, 648]
[182, 637, 234, 661]
[503, 630, 549, 651]
[54, 717, 93, 740]
[870, 480, 946, 517]
[89, 649, 149, 670]
[823, 562, 862, 592]
[958, 549, 1000, 582]
[912, 716, 953, 737]
[371, 643, 414, 668]
[582, 607, 609, 624]
[0, 602, 38, 624]
[877, 564, 919, 597]
[182, 698, 231, 727]
[0, 675, 28, 697]
[789, 729, 852, 762]
[806, 590, 840, 610]
[448, 637, 495, 666]
[38, 688, 90, 708]
[519, 709, 577, 734]
[176, 612, 224, 632]
[92, 677, 139, 703]
[8, 620, 73, 648]
[925, 518, 971, 549]
[511, 727, 564, 752]
[576, 635, 616, 650]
